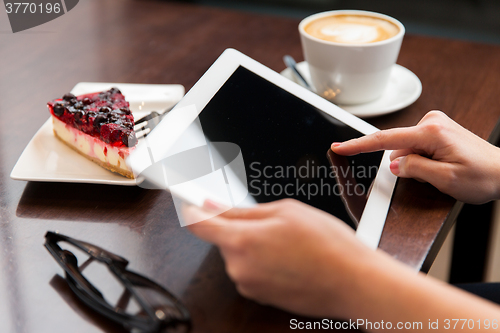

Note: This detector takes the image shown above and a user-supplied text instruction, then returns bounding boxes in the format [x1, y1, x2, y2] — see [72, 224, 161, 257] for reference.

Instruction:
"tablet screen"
[198, 66, 383, 229]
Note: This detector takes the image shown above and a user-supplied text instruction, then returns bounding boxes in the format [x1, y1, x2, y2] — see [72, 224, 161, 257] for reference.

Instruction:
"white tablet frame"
[130, 48, 397, 249]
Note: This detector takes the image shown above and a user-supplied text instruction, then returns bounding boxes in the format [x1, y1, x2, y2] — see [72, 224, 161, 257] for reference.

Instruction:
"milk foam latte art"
[299, 10, 405, 105]
[304, 15, 400, 44]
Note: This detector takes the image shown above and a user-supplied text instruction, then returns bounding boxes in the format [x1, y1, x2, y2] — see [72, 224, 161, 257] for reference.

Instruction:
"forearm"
[338, 250, 500, 331]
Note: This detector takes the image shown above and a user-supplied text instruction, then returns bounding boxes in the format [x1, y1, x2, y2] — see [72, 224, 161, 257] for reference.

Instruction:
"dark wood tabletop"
[2, 0, 500, 332]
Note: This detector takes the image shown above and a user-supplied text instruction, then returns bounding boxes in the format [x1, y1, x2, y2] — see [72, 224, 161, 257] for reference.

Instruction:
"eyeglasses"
[44, 231, 191, 333]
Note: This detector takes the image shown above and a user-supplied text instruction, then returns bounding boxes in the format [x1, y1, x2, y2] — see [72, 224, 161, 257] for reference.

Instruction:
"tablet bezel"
[131, 48, 397, 249]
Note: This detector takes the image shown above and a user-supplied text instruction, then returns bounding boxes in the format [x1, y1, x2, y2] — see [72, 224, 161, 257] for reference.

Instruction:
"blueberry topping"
[53, 103, 65, 116]
[74, 110, 85, 123]
[119, 107, 131, 115]
[93, 115, 107, 129]
[123, 132, 138, 147]
[51, 89, 137, 147]
[63, 93, 76, 101]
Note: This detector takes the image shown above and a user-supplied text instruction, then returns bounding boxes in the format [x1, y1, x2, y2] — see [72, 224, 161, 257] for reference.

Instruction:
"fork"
[134, 103, 177, 139]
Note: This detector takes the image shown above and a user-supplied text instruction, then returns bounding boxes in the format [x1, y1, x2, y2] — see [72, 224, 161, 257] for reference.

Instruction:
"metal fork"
[134, 104, 177, 139]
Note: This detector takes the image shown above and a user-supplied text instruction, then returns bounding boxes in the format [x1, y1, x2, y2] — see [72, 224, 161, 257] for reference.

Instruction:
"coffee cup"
[299, 10, 405, 105]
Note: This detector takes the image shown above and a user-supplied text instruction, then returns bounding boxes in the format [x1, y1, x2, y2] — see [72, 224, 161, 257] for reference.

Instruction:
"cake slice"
[47, 88, 138, 178]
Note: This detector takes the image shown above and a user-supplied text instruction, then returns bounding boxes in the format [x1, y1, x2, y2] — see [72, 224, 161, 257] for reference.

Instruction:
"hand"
[331, 111, 500, 204]
[184, 199, 379, 319]
[185, 198, 500, 327]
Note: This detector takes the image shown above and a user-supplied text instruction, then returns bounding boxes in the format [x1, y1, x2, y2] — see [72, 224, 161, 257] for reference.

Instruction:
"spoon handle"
[283, 55, 312, 90]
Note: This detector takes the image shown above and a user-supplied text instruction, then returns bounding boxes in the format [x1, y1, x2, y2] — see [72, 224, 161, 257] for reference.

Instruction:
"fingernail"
[390, 159, 400, 175]
[331, 142, 342, 149]
[203, 199, 224, 212]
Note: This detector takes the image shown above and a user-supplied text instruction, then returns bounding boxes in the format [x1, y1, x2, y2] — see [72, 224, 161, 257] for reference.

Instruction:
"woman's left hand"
[184, 198, 378, 319]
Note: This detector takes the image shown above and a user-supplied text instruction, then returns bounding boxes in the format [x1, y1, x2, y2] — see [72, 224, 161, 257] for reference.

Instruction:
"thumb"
[391, 154, 453, 188]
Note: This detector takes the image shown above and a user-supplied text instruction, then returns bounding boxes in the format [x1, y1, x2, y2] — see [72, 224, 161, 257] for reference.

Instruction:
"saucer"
[280, 62, 422, 118]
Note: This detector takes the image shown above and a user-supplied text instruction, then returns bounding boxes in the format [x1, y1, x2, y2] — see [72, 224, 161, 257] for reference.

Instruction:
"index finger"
[214, 201, 281, 220]
[331, 127, 422, 156]
[184, 205, 240, 244]
[184, 205, 269, 246]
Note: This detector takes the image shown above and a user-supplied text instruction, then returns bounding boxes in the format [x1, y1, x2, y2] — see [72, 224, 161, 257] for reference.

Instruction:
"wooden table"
[2, 0, 500, 332]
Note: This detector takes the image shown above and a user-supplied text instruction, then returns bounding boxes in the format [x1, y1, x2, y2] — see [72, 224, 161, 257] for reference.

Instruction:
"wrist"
[323, 243, 394, 319]
[338, 248, 420, 320]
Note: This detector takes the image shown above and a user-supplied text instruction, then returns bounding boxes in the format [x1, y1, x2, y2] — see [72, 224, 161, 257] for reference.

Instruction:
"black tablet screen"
[198, 66, 383, 229]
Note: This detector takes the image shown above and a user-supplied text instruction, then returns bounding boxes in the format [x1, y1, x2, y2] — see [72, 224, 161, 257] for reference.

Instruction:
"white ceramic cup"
[299, 10, 405, 105]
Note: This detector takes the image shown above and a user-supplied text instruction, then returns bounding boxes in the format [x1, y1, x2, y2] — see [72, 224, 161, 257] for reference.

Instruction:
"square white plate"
[10, 82, 185, 186]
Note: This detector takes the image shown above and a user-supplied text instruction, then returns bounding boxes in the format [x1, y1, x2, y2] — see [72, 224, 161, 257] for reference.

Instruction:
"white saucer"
[280, 62, 422, 118]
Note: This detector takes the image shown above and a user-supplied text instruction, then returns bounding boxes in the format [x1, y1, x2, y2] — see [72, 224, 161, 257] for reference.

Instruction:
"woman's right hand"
[331, 111, 500, 204]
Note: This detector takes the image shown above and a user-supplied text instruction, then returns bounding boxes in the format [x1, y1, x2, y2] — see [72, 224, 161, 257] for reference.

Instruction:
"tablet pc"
[128, 49, 397, 249]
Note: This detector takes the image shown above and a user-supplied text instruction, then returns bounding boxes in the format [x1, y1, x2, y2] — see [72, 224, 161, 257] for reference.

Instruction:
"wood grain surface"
[2, 0, 500, 332]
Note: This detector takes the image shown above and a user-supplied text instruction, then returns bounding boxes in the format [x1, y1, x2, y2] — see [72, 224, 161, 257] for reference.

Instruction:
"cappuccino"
[304, 14, 399, 44]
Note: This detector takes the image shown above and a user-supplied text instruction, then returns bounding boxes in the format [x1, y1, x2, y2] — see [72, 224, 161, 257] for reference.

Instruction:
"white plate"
[10, 82, 185, 186]
[281, 61, 422, 118]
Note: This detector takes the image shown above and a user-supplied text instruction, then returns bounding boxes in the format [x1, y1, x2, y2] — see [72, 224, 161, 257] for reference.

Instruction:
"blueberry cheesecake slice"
[47, 88, 138, 178]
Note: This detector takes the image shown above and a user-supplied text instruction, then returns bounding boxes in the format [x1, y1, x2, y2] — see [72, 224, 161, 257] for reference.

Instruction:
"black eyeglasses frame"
[44, 231, 191, 333]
